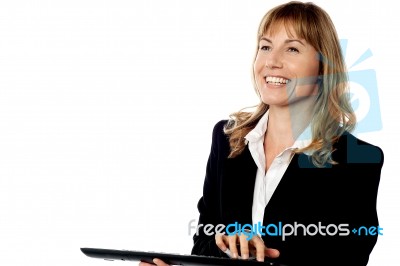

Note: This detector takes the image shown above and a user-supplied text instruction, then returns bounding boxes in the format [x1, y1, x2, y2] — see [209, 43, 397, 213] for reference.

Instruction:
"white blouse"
[244, 110, 312, 231]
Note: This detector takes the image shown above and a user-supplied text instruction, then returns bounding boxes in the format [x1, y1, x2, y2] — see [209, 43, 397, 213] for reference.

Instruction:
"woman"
[141, 1, 384, 266]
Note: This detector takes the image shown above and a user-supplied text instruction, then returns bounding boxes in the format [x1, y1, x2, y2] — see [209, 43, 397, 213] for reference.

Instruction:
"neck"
[266, 97, 315, 147]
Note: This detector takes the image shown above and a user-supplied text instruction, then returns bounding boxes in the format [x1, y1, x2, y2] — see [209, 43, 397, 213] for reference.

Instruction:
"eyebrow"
[260, 37, 305, 46]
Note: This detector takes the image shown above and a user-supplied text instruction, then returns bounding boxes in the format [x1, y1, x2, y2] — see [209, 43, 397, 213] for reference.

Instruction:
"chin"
[260, 93, 289, 107]
[260, 98, 289, 107]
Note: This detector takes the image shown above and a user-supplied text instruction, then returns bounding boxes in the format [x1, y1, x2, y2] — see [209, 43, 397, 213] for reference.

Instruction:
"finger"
[250, 236, 266, 262]
[265, 248, 280, 258]
[228, 235, 239, 259]
[215, 233, 228, 252]
[139, 262, 155, 266]
[153, 258, 170, 266]
[238, 234, 249, 259]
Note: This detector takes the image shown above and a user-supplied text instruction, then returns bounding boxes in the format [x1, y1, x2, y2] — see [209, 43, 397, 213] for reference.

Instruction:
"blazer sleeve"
[303, 136, 384, 266]
[191, 120, 229, 257]
[337, 139, 384, 266]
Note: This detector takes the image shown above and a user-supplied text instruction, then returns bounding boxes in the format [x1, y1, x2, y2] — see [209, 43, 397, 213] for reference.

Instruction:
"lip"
[264, 75, 291, 80]
[263, 75, 291, 87]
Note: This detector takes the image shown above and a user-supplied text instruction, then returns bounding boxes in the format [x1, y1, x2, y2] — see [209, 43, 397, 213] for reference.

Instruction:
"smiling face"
[254, 22, 320, 107]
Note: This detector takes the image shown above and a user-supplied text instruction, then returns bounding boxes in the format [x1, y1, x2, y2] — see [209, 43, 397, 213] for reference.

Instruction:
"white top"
[244, 110, 312, 230]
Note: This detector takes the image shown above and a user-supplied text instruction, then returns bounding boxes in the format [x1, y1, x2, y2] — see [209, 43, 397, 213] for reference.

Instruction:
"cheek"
[292, 58, 320, 96]
[253, 54, 265, 73]
[309, 63, 320, 78]
[306, 56, 320, 77]
[290, 63, 319, 87]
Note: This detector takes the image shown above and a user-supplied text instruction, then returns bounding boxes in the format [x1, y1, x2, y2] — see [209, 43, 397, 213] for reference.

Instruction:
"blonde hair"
[224, 1, 356, 167]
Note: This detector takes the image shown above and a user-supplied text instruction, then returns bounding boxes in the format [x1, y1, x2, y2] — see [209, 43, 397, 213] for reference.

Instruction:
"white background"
[0, 0, 398, 265]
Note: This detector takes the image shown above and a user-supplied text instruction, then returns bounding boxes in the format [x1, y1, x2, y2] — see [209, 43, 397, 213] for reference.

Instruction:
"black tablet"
[80, 247, 287, 266]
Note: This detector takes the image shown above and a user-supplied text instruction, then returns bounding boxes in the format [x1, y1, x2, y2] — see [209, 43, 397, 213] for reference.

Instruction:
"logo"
[188, 220, 383, 242]
[341, 39, 382, 134]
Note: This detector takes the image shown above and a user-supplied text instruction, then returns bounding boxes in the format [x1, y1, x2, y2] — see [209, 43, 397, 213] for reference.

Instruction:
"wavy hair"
[224, 1, 356, 167]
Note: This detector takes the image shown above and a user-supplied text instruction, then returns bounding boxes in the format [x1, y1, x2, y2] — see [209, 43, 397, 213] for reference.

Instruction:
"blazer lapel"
[220, 145, 257, 225]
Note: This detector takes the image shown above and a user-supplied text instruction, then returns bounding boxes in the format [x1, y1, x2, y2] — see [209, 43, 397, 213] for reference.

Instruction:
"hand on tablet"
[215, 233, 280, 262]
[139, 258, 170, 266]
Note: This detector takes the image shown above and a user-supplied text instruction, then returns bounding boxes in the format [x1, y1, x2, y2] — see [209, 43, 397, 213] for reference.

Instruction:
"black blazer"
[192, 120, 384, 266]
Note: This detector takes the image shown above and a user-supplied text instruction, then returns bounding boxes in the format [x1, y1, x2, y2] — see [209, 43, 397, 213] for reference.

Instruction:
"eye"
[259, 45, 271, 51]
[288, 47, 299, 53]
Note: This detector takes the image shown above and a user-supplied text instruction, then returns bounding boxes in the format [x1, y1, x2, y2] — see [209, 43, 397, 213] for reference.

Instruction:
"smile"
[265, 76, 290, 85]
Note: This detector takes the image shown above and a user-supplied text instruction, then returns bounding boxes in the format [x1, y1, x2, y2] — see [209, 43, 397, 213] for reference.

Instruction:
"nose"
[265, 50, 283, 69]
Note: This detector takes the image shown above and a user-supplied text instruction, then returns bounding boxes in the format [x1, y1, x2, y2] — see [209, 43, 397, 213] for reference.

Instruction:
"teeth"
[265, 76, 289, 84]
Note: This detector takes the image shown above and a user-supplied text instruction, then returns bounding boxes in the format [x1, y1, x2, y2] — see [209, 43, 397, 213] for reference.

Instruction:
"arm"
[310, 141, 384, 266]
[191, 120, 229, 257]
[261, 135, 384, 266]
[341, 145, 384, 265]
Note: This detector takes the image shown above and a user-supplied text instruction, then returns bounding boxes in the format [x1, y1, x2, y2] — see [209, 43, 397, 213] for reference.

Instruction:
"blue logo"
[341, 39, 382, 134]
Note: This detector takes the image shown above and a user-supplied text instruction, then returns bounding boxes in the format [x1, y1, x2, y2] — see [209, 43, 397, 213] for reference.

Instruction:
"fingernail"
[257, 256, 264, 262]
[242, 254, 248, 259]
[233, 253, 238, 259]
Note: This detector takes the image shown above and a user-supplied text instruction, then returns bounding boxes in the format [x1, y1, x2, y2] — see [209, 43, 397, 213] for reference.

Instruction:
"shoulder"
[211, 120, 229, 143]
[212, 120, 228, 135]
[210, 120, 230, 156]
[333, 131, 384, 165]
